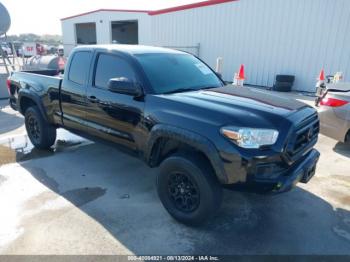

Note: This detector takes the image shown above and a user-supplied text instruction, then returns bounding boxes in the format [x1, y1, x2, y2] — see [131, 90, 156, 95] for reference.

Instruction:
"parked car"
[12, 41, 23, 57]
[1, 42, 12, 56]
[7, 45, 320, 225]
[318, 83, 350, 144]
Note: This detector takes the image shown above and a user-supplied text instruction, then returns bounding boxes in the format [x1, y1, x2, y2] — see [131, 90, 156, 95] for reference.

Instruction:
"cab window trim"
[68, 51, 92, 85]
[92, 52, 137, 90]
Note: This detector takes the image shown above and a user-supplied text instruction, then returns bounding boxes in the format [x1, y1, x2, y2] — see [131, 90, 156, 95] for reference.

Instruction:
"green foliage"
[0, 34, 62, 45]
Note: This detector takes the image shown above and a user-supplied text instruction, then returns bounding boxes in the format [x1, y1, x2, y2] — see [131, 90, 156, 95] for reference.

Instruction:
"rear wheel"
[25, 106, 56, 149]
[157, 153, 222, 226]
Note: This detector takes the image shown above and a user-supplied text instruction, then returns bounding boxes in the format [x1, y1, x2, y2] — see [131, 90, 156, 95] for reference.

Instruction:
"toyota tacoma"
[7, 45, 320, 225]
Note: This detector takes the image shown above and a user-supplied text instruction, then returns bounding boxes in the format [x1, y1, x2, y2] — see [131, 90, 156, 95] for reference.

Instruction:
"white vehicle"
[22, 42, 46, 57]
[1, 43, 12, 56]
[22, 42, 37, 57]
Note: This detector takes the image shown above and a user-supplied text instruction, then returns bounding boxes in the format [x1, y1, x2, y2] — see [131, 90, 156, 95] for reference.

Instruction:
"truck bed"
[20, 69, 63, 77]
[10, 70, 62, 90]
[9, 70, 63, 113]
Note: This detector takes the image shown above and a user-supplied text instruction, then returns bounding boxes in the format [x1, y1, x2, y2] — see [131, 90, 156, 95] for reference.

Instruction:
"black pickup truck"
[7, 45, 320, 225]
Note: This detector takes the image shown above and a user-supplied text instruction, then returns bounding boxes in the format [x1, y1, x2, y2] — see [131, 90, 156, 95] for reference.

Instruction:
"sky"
[1, 0, 203, 35]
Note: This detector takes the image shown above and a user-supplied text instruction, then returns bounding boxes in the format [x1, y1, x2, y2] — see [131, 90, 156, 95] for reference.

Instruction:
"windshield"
[135, 53, 223, 94]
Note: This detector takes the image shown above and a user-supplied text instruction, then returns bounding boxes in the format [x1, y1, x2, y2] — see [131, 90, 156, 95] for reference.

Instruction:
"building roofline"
[148, 0, 237, 15]
[60, 0, 237, 21]
[61, 9, 150, 21]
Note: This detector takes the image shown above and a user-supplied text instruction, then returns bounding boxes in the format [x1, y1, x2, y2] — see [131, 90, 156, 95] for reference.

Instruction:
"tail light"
[6, 79, 11, 94]
[320, 97, 348, 107]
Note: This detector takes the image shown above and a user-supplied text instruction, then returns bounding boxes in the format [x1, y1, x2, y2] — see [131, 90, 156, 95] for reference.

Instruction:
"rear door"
[85, 52, 145, 151]
[60, 50, 93, 131]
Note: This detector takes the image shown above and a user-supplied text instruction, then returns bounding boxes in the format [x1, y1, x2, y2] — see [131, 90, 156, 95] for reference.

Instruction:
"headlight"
[221, 127, 279, 149]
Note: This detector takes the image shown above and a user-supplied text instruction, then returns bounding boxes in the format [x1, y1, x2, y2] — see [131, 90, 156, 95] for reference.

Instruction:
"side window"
[94, 54, 136, 89]
[68, 51, 92, 85]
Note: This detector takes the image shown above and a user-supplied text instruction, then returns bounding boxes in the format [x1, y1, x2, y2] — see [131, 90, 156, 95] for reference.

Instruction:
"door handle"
[88, 96, 99, 103]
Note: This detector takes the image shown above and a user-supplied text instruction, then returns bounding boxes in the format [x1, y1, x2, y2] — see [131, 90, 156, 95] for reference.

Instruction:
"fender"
[18, 88, 49, 123]
[145, 124, 229, 184]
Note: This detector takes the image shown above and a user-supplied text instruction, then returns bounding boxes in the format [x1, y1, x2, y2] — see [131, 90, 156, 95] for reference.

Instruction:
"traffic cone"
[233, 64, 245, 86]
[318, 69, 325, 81]
[238, 64, 245, 80]
[315, 69, 325, 97]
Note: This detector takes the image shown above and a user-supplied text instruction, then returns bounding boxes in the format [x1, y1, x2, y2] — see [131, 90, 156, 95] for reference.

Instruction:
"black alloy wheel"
[168, 172, 200, 213]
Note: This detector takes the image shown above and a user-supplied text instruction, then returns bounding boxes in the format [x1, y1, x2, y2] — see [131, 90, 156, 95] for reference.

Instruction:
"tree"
[0, 34, 62, 45]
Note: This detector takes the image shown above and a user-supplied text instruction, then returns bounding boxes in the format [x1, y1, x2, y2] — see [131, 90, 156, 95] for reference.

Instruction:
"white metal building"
[61, 0, 350, 92]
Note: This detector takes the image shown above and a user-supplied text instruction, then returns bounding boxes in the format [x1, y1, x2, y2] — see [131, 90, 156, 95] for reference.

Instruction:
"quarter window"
[68, 51, 92, 85]
[94, 54, 136, 89]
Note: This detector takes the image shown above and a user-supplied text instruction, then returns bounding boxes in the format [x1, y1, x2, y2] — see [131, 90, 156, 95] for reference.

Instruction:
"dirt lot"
[0, 94, 349, 255]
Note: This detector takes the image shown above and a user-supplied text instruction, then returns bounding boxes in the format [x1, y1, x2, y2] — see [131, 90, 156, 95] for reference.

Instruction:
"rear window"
[94, 54, 136, 89]
[68, 51, 92, 85]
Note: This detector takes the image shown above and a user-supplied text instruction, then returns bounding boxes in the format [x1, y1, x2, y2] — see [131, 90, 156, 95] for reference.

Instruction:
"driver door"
[85, 52, 145, 152]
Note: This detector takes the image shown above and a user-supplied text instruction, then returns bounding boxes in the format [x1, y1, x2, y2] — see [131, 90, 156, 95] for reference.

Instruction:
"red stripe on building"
[149, 0, 237, 15]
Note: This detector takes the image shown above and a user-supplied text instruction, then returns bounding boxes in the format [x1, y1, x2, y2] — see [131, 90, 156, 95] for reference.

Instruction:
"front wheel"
[157, 153, 222, 226]
[25, 106, 56, 149]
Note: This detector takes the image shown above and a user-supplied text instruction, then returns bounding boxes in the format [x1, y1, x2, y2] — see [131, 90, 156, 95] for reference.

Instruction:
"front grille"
[284, 113, 319, 164]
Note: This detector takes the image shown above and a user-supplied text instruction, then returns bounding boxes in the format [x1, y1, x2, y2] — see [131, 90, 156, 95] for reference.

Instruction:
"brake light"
[320, 97, 348, 107]
[6, 79, 11, 94]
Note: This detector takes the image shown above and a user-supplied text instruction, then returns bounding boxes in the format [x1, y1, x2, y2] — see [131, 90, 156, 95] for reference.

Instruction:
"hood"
[153, 85, 310, 129]
[208, 86, 308, 112]
[164, 85, 307, 114]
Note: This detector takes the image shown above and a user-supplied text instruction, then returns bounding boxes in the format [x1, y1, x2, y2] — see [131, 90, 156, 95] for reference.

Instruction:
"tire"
[275, 75, 295, 83]
[345, 131, 350, 145]
[25, 106, 56, 149]
[157, 153, 222, 226]
[273, 82, 293, 92]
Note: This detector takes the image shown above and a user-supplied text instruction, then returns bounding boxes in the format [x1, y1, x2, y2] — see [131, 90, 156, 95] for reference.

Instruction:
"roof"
[61, 0, 237, 20]
[74, 44, 186, 55]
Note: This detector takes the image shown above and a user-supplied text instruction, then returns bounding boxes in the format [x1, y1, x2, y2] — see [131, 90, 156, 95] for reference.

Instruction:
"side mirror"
[107, 77, 143, 97]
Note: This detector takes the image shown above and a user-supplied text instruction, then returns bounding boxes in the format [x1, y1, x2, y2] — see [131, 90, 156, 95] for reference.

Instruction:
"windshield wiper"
[199, 85, 222, 90]
[163, 88, 199, 94]
[163, 85, 222, 95]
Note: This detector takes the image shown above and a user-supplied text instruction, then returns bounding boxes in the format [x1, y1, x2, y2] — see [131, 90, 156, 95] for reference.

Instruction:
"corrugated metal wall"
[150, 0, 350, 92]
[61, 11, 152, 55]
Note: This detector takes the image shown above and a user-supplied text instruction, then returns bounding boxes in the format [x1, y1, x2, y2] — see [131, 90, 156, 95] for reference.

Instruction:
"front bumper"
[247, 149, 320, 193]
